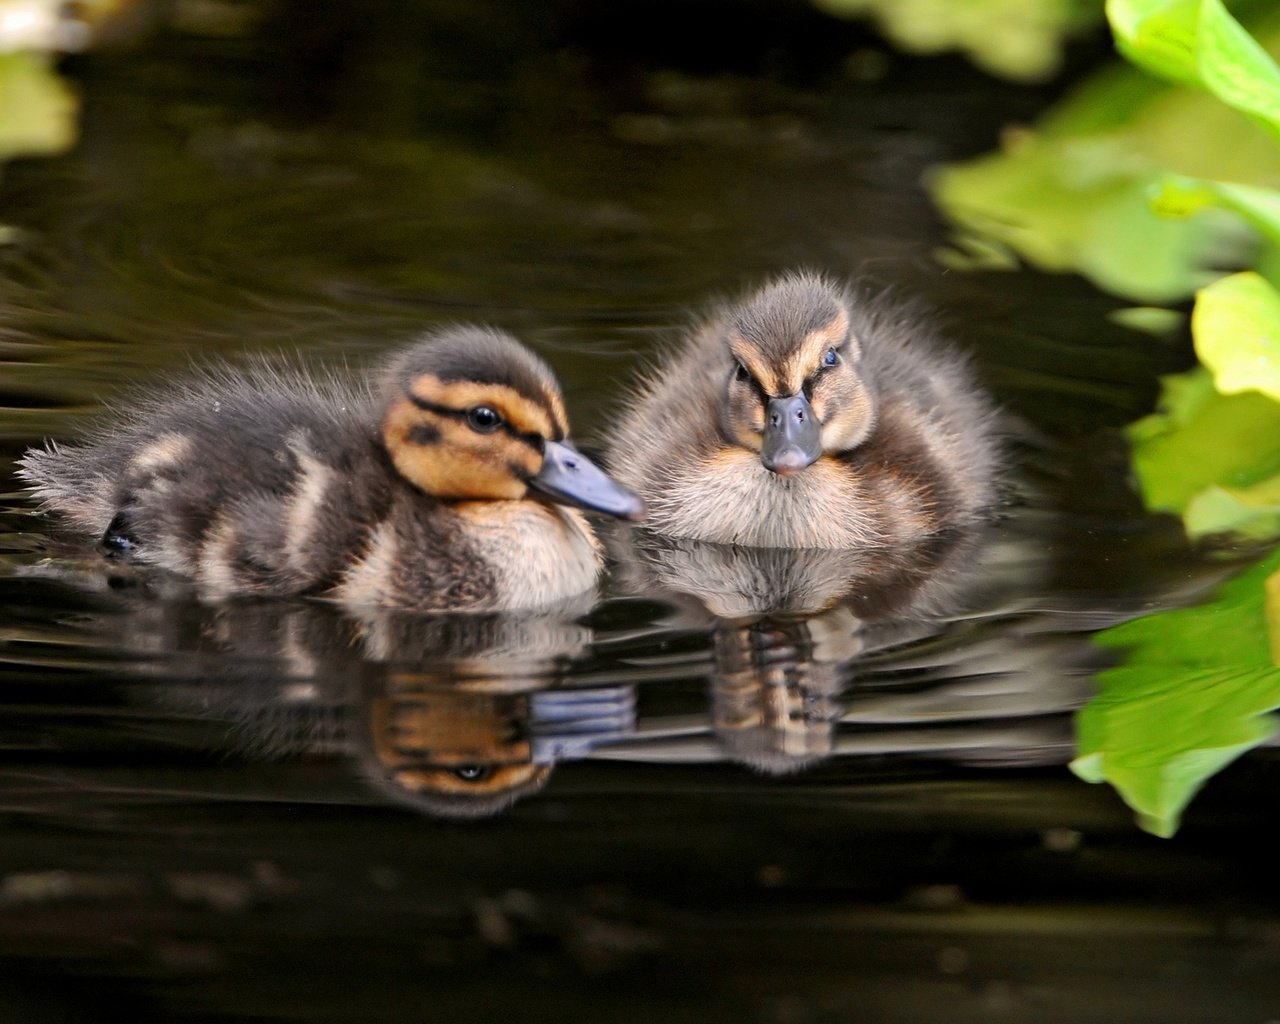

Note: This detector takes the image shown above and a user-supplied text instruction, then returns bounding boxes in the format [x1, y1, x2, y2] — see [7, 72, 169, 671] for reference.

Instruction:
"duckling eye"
[823, 347, 839, 367]
[734, 361, 750, 383]
[466, 405, 503, 433]
[453, 765, 491, 782]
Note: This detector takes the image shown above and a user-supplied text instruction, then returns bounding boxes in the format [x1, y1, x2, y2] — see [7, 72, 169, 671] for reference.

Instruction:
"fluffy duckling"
[19, 327, 644, 611]
[605, 272, 1000, 548]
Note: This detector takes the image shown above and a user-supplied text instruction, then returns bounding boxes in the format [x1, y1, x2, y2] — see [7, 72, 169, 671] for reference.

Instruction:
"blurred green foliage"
[931, 9, 1280, 303]
[1093, 0, 1280, 834]
[1109, 1, 1280, 544]
[930, 0, 1280, 834]
[933, 0, 1280, 544]
[1, 0, 92, 165]
[0, 50, 77, 161]
[1109, 0, 1280, 141]
[1129, 366, 1280, 538]
[815, 0, 1104, 82]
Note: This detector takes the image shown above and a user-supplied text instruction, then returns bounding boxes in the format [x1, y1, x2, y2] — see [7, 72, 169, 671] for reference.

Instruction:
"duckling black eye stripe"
[406, 394, 542, 450]
[407, 423, 441, 446]
[734, 369, 770, 404]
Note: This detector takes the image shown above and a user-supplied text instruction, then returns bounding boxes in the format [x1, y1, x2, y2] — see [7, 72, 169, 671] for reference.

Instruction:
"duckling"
[18, 326, 644, 611]
[605, 272, 1000, 548]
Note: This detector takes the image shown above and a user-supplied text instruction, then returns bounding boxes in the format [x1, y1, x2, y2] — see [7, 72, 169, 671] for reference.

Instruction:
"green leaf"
[1128, 365, 1280, 515]
[930, 8, 1280, 303]
[931, 139, 1227, 301]
[1072, 547, 1280, 836]
[1197, 0, 1280, 139]
[1107, 0, 1280, 140]
[815, 0, 1104, 82]
[1107, 305, 1187, 335]
[1130, 362, 1217, 433]
[1127, 277, 1280, 540]
[1183, 479, 1280, 538]
[1152, 175, 1280, 244]
[0, 51, 78, 160]
[1267, 565, 1280, 661]
[1193, 271, 1280, 401]
[1107, 0, 1202, 86]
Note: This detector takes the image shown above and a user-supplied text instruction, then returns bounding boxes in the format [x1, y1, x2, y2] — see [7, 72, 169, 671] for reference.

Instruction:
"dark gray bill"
[760, 393, 822, 475]
[531, 440, 646, 521]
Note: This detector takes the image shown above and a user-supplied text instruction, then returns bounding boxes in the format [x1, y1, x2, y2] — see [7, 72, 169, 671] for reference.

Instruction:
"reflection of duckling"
[605, 272, 1000, 547]
[18, 327, 643, 611]
[605, 521, 986, 775]
[362, 672, 638, 819]
[117, 596, 635, 819]
[711, 613, 854, 774]
[608, 524, 980, 624]
[361, 676, 554, 818]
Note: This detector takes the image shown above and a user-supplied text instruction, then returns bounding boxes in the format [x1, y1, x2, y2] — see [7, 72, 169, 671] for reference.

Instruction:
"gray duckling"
[604, 272, 1001, 548]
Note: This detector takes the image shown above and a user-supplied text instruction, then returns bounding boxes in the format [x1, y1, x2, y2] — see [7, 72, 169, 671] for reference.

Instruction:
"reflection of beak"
[761, 393, 822, 475]
[530, 440, 646, 521]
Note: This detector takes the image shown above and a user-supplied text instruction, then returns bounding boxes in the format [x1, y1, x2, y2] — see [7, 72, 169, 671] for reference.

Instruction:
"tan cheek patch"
[384, 397, 535, 500]
[815, 377, 876, 452]
[537, 390, 568, 439]
[728, 421, 762, 452]
[365, 692, 547, 796]
[375, 693, 532, 758]
[406, 441, 528, 500]
[810, 372, 839, 421]
[724, 381, 766, 451]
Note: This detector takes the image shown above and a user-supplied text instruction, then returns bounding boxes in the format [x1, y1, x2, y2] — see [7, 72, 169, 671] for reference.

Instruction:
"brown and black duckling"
[605, 272, 1001, 548]
[18, 326, 644, 611]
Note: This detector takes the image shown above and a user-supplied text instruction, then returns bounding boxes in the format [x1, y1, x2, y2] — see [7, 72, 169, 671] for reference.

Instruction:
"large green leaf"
[1073, 546, 1280, 836]
[1196, 0, 1280, 137]
[1108, 0, 1280, 140]
[1192, 271, 1280, 402]
[1107, 0, 1202, 86]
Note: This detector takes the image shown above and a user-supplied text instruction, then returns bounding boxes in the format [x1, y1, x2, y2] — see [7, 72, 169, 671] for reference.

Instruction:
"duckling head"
[380, 327, 644, 519]
[720, 274, 875, 476]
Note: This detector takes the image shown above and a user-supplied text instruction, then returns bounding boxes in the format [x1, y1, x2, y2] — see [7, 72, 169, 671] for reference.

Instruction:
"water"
[3, 4, 1278, 1021]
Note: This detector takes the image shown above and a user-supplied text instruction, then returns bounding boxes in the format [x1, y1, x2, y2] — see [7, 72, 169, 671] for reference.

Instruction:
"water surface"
[2, 6, 1277, 1022]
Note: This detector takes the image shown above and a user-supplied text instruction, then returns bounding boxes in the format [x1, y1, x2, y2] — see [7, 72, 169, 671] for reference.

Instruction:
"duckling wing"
[851, 297, 1003, 521]
[18, 362, 385, 594]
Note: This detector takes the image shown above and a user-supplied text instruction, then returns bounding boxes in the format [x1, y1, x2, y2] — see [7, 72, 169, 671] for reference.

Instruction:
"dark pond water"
[3, 4, 1280, 1022]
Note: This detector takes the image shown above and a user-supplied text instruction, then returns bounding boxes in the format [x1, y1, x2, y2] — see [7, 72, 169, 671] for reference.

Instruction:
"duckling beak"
[531, 440, 647, 521]
[761, 393, 822, 475]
